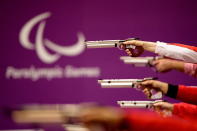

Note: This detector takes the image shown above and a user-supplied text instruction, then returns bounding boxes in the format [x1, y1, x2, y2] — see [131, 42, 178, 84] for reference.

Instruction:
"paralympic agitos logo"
[19, 12, 86, 64]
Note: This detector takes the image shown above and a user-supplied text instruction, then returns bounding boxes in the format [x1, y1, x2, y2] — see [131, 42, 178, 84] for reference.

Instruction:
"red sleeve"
[170, 43, 197, 52]
[173, 102, 197, 121]
[125, 110, 197, 131]
[177, 85, 197, 104]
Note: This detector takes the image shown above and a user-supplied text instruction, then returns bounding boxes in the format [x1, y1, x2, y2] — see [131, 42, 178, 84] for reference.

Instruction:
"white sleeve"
[155, 41, 197, 63]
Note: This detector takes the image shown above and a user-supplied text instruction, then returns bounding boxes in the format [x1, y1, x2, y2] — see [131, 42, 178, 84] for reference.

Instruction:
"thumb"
[153, 102, 165, 107]
[140, 80, 154, 86]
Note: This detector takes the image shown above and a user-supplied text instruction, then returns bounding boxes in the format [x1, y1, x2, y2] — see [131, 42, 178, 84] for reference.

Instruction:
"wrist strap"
[166, 84, 178, 98]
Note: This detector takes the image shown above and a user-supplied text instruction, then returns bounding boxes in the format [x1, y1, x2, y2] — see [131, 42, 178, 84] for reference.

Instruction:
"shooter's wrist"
[172, 61, 184, 72]
[169, 104, 174, 111]
[160, 82, 169, 94]
[141, 41, 157, 52]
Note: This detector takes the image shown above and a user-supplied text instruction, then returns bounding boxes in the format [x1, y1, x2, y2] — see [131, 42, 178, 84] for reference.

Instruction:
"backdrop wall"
[0, 0, 197, 129]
